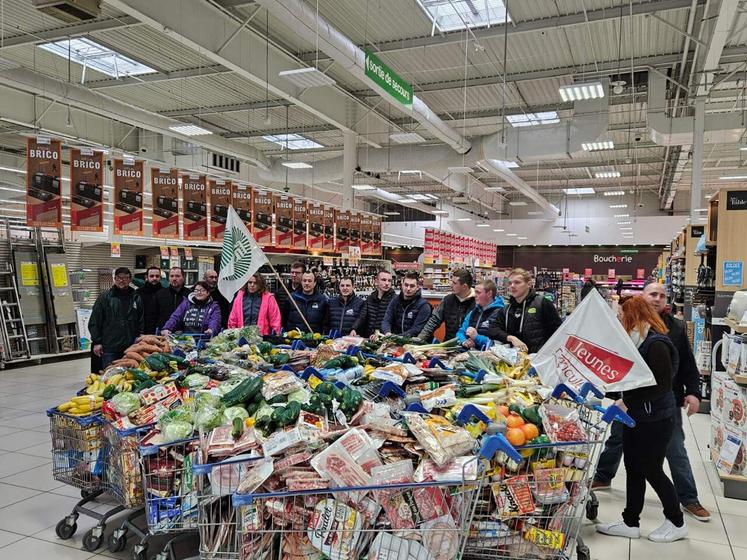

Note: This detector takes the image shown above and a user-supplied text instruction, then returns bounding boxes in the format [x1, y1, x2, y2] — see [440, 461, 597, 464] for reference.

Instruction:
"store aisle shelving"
[0, 358, 744, 559]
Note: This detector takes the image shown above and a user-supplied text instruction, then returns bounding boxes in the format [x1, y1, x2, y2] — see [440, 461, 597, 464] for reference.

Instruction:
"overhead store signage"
[293, 199, 307, 250]
[323, 207, 336, 252]
[69, 147, 104, 232]
[253, 190, 274, 247]
[26, 137, 62, 228]
[232, 184, 253, 230]
[181, 174, 208, 241]
[308, 204, 325, 250]
[726, 191, 747, 210]
[361, 214, 373, 255]
[336, 210, 351, 253]
[113, 158, 144, 236]
[275, 195, 294, 248]
[350, 212, 361, 249]
[364, 50, 413, 108]
[424, 228, 495, 266]
[151, 167, 179, 238]
[209, 179, 232, 241]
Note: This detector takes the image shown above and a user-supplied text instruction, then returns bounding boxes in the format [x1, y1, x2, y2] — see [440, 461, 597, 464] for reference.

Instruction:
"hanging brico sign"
[26, 137, 62, 228]
[69, 147, 104, 232]
[364, 50, 413, 108]
[209, 179, 232, 241]
[151, 167, 179, 238]
[182, 174, 208, 241]
[113, 158, 144, 235]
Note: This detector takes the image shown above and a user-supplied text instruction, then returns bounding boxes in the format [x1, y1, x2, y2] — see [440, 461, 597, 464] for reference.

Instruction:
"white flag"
[218, 205, 269, 302]
[531, 289, 656, 392]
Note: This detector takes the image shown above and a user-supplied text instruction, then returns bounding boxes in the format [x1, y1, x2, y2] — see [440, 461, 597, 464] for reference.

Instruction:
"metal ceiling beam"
[85, 65, 232, 89]
[107, 0, 397, 147]
[299, 0, 703, 61]
[0, 15, 141, 49]
[696, 0, 740, 97]
[159, 99, 291, 117]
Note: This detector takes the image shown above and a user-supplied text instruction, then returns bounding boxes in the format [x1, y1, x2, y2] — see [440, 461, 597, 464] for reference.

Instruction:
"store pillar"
[342, 131, 356, 209]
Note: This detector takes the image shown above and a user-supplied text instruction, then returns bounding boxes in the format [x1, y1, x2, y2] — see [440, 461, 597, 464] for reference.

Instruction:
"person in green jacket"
[88, 267, 144, 369]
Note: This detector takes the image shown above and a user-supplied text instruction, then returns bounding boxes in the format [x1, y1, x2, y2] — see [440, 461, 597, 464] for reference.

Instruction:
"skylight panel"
[262, 133, 323, 150]
[39, 38, 156, 78]
[417, 0, 510, 33]
[506, 111, 560, 127]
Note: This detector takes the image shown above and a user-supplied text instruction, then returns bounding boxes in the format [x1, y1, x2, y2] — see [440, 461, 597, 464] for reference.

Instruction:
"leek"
[403, 337, 460, 353]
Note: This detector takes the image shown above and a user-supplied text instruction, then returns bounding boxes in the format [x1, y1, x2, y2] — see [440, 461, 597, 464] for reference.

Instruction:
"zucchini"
[221, 377, 263, 408]
[246, 400, 263, 417]
[268, 394, 288, 405]
[129, 369, 151, 383]
[145, 355, 167, 371]
[232, 417, 244, 440]
[315, 382, 335, 395]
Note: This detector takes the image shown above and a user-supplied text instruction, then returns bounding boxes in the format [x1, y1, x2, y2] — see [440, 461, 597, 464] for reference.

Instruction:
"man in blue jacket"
[456, 280, 504, 348]
[325, 276, 364, 336]
[381, 272, 432, 337]
[286, 271, 328, 333]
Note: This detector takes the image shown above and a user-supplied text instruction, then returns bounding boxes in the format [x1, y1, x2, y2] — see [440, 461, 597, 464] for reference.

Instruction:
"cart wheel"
[82, 528, 102, 552]
[133, 545, 148, 560]
[55, 519, 77, 540]
[108, 531, 128, 553]
[80, 488, 94, 499]
[577, 544, 591, 560]
[586, 501, 599, 520]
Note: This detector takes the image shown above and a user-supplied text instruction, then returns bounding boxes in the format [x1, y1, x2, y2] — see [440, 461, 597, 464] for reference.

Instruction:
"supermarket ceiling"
[0, 0, 746, 223]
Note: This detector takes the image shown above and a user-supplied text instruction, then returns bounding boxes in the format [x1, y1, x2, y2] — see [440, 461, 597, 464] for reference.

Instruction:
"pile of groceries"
[50, 326, 625, 560]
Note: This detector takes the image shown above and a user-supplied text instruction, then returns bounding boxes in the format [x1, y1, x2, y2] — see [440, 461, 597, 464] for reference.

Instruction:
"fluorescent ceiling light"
[39, 37, 156, 78]
[509, 201, 527, 206]
[476, 223, 490, 228]
[517, 236, 528, 240]
[399, 170, 422, 174]
[448, 166, 473, 173]
[0, 166, 26, 174]
[484, 186, 505, 192]
[506, 233, 518, 237]
[595, 171, 621, 178]
[506, 111, 559, 128]
[416, 0, 510, 33]
[603, 190, 625, 196]
[263, 133, 323, 150]
[493, 228, 505, 232]
[617, 221, 631, 225]
[352, 184, 376, 190]
[693, 208, 708, 212]
[278, 67, 336, 88]
[619, 227, 633, 231]
[432, 210, 449, 215]
[609, 204, 628, 209]
[719, 175, 747, 180]
[489, 159, 519, 168]
[390, 132, 425, 144]
[383, 211, 400, 215]
[410, 194, 431, 201]
[613, 214, 629, 218]
[425, 194, 440, 200]
[582, 141, 614, 151]
[563, 187, 595, 195]
[527, 211, 543, 215]
[281, 162, 313, 169]
[398, 198, 417, 204]
[559, 81, 605, 102]
[169, 124, 213, 136]
[455, 217, 472, 222]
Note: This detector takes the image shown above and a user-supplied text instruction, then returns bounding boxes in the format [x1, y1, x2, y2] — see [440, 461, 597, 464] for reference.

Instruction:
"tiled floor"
[0, 358, 745, 559]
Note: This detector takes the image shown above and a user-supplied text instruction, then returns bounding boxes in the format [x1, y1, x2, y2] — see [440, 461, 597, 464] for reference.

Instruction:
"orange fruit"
[521, 423, 539, 441]
[505, 413, 525, 429]
[506, 428, 526, 447]
[498, 405, 510, 418]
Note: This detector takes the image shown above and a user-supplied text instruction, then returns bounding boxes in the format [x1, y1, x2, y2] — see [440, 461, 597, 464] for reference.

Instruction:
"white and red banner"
[531, 290, 656, 392]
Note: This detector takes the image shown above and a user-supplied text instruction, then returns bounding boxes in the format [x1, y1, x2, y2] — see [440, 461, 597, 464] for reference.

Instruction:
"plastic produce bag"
[161, 420, 193, 442]
[531, 289, 656, 392]
[184, 373, 210, 389]
[195, 405, 224, 431]
[111, 392, 141, 416]
[158, 407, 194, 428]
[222, 406, 249, 425]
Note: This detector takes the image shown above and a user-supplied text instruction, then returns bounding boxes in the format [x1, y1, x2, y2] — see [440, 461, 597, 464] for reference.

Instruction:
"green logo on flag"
[221, 225, 254, 282]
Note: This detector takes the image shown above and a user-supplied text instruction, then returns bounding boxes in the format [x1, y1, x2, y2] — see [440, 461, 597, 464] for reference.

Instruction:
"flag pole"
[266, 260, 314, 334]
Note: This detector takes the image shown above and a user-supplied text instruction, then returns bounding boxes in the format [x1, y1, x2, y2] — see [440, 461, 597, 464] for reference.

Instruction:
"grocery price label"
[716, 428, 744, 474]
[252, 190, 274, 246]
[293, 199, 307, 249]
[26, 137, 62, 228]
[69, 147, 104, 232]
[151, 168, 180, 238]
[113, 158, 144, 236]
[181, 174, 208, 241]
[274, 195, 294, 247]
[209, 179, 232, 241]
[532, 289, 656, 392]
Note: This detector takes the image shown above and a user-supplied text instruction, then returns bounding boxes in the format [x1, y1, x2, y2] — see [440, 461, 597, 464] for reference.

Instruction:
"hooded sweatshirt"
[162, 292, 222, 335]
[456, 296, 505, 348]
[381, 289, 432, 337]
[418, 288, 476, 342]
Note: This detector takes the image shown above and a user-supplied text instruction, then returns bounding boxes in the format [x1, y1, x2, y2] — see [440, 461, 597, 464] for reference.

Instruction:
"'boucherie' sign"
[593, 254, 633, 263]
[532, 290, 656, 392]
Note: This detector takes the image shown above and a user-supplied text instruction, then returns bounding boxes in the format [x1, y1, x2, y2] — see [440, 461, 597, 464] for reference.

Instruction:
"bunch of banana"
[85, 373, 100, 386]
[363, 364, 376, 378]
[85, 379, 105, 396]
[106, 374, 133, 393]
[58, 396, 103, 416]
[124, 370, 135, 381]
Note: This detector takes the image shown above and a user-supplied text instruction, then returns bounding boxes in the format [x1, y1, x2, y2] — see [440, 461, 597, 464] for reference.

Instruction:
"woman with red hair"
[596, 296, 688, 543]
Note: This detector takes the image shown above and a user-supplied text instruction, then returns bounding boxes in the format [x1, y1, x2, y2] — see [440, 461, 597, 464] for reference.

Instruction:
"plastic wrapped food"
[161, 420, 194, 442]
[158, 407, 194, 428]
[111, 392, 141, 416]
[261, 371, 304, 400]
[402, 412, 475, 466]
[222, 406, 249, 425]
[195, 405, 224, 431]
[184, 373, 210, 389]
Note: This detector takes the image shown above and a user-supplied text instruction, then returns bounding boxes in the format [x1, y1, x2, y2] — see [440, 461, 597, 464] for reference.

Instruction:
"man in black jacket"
[137, 266, 162, 334]
[593, 283, 710, 522]
[418, 269, 475, 342]
[381, 272, 432, 337]
[286, 271, 328, 333]
[351, 270, 395, 338]
[155, 267, 189, 331]
[203, 269, 231, 329]
[277, 261, 305, 326]
[325, 276, 364, 336]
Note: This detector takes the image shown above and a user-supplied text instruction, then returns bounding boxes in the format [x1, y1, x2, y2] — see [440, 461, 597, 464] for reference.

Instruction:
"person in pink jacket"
[227, 273, 282, 335]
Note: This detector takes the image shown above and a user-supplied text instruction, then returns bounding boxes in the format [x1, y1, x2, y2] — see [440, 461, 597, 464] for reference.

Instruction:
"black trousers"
[622, 415, 684, 527]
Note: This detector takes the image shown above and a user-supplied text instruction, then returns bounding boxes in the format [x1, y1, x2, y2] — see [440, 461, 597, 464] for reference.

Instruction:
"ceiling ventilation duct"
[32, 0, 101, 22]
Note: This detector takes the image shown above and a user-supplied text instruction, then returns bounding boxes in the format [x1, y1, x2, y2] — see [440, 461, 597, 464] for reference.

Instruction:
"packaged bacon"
[402, 412, 474, 466]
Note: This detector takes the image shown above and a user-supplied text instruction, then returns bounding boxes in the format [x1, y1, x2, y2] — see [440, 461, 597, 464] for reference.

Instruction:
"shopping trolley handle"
[346, 345, 361, 356]
[602, 404, 636, 427]
[405, 402, 429, 414]
[576, 382, 604, 402]
[459, 369, 487, 384]
[378, 381, 406, 399]
[291, 339, 308, 350]
[328, 329, 341, 340]
[237, 336, 249, 347]
[454, 404, 491, 427]
[479, 433, 523, 463]
[551, 383, 579, 401]
[300, 366, 322, 381]
[427, 357, 450, 370]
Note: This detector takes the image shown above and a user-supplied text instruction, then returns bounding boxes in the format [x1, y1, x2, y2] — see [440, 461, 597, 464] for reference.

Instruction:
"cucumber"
[232, 417, 244, 440]
[221, 377, 263, 408]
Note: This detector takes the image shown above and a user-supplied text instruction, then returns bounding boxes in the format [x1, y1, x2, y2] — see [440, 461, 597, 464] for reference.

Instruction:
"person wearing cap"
[88, 267, 144, 369]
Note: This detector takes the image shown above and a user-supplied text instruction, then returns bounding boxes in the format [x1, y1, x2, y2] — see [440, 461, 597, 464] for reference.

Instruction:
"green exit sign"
[364, 50, 413, 108]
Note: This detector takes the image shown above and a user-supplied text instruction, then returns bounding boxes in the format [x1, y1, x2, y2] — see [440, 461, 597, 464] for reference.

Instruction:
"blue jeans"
[100, 352, 123, 370]
[595, 409, 699, 505]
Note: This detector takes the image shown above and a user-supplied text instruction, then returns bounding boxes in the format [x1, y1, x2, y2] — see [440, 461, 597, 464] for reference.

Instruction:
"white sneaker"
[648, 520, 688, 543]
[595, 520, 641, 539]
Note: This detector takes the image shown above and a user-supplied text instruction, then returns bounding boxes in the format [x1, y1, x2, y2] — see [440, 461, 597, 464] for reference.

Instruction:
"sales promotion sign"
[253, 190, 274, 247]
[350, 212, 361, 250]
[231, 183, 253, 229]
[151, 167, 179, 238]
[308, 204, 325, 250]
[323, 207, 335, 252]
[361, 214, 373, 255]
[26, 137, 62, 228]
[293, 199, 307, 250]
[69, 147, 104, 232]
[532, 289, 656, 392]
[274, 195, 294, 247]
[113, 158, 144, 235]
[209, 179, 232, 241]
[182, 174, 208, 241]
[336, 210, 351, 253]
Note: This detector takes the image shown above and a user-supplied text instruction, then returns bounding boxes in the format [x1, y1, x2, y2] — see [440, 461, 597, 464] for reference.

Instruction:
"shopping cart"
[48, 408, 127, 551]
[131, 435, 201, 560]
[462, 382, 634, 560]
[231, 477, 481, 560]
